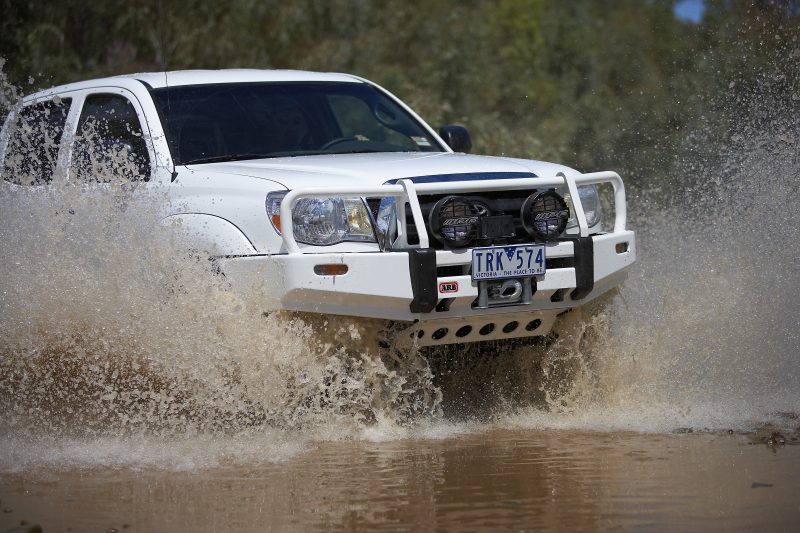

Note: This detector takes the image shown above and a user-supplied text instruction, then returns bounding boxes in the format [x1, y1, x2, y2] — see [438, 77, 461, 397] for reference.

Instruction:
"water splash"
[0, 142, 440, 442]
[1, 65, 799, 470]
[502, 106, 800, 432]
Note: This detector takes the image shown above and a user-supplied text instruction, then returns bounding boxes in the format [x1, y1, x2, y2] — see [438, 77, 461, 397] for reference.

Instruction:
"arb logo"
[439, 281, 459, 294]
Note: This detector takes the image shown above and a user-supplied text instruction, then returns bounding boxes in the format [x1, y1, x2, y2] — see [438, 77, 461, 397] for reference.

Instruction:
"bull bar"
[278, 171, 628, 253]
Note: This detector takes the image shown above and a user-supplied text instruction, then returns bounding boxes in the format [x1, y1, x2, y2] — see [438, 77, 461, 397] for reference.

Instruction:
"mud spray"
[0, 67, 798, 471]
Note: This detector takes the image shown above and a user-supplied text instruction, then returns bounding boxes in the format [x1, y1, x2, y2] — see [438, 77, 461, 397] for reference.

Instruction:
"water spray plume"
[0, 59, 798, 469]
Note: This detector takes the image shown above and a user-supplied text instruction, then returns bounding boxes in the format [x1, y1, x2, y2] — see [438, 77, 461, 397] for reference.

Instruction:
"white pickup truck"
[0, 69, 636, 347]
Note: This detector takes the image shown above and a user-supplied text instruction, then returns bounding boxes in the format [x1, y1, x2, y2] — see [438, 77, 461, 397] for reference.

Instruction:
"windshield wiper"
[183, 153, 278, 165]
[325, 148, 408, 155]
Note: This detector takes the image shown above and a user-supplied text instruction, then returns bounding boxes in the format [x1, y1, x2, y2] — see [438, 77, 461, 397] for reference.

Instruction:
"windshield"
[150, 81, 445, 165]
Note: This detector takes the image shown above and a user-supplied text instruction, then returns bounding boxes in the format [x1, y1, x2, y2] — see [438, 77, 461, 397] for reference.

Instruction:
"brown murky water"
[1, 429, 798, 532]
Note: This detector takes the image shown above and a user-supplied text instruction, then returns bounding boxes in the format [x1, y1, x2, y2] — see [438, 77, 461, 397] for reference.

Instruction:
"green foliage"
[1, 0, 798, 190]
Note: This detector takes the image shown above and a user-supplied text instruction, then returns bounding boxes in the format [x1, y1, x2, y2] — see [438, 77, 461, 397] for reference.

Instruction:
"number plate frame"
[471, 244, 546, 281]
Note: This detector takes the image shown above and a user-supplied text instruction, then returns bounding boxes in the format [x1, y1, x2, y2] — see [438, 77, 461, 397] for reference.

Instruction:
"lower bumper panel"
[216, 230, 636, 323]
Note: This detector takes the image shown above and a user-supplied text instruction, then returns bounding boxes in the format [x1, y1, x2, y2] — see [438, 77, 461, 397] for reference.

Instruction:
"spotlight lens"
[521, 191, 570, 241]
[429, 196, 489, 247]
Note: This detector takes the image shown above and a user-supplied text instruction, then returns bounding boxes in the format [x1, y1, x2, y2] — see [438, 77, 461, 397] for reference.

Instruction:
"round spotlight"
[429, 196, 490, 248]
[521, 191, 570, 242]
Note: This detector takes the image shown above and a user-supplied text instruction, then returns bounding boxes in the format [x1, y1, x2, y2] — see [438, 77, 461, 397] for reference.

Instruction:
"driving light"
[429, 195, 490, 248]
[521, 190, 570, 242]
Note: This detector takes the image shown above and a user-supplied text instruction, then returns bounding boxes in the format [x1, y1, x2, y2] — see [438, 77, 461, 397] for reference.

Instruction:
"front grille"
[404, 190, 542, 249]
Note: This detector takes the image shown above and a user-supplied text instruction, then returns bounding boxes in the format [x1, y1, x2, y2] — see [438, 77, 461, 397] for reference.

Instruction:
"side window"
[72, 94, 150, 182]
[327, 95, 416, 150]
[2, 97, 72, 185]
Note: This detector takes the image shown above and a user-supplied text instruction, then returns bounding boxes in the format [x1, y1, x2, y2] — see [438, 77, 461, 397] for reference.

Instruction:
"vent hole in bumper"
[525, 319, 542, 332]
[479, 323, 495, 336]
[455, 325, 472, 338]
[432, 328, 449, 340]
[502, 321, 519, 333]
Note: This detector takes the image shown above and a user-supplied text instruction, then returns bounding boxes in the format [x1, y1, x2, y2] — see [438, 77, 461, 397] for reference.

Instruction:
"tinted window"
[72, 94, 150, 182]
[327, 95, 418, 150]
[2, 97, 72, 185]
[150, 82, 444, 165]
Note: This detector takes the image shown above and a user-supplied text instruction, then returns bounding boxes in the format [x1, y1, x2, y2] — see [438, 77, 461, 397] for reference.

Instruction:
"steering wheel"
[320, 136, 357, 151]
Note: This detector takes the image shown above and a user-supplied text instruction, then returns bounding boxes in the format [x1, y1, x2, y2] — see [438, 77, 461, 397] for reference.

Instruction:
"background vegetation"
[1, 0, 798, 190]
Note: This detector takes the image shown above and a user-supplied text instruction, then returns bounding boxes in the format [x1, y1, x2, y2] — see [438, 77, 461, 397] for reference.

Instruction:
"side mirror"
[438, 124, 472, 153]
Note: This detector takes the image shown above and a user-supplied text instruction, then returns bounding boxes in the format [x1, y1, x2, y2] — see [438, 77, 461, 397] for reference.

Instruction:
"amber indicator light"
[314, 264, 349, 276]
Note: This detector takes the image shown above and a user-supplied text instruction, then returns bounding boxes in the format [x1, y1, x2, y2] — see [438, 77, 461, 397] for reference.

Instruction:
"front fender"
[162, 213, 256, 256]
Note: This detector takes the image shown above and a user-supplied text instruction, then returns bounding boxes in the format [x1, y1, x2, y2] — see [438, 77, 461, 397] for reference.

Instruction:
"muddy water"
[1, 430, 798, 532]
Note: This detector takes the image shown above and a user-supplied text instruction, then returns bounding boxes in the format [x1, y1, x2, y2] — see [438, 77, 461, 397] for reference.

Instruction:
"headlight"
[566, 185, 602, 229]
[375, 196, 398, 249]
[266, 191, 377, 245]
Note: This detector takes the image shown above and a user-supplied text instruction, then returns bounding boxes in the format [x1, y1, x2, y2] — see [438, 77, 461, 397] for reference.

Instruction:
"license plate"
[471, 244, 545, 281]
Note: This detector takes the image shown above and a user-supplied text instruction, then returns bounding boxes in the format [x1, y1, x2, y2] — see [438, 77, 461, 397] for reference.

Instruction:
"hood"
[184, 152, 576, 189]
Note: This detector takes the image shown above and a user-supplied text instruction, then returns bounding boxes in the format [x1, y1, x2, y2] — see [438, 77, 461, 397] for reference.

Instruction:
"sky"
[674, 0, 706, 23]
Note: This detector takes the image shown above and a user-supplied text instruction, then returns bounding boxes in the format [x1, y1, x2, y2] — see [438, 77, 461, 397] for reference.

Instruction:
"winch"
[474, 277, 535, 309]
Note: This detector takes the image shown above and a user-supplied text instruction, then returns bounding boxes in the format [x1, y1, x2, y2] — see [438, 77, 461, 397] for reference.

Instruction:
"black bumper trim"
[569, 236, 594, 300]
[408, 248, 438, 313]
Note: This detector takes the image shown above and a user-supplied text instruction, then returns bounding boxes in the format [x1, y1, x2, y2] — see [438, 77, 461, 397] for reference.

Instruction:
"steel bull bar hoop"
[278, 172, 628, 311]
[279, 172, 628, 253]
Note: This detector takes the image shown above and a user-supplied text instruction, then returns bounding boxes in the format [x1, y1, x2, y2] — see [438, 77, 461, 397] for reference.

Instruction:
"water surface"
[2, 429, 798, 532]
